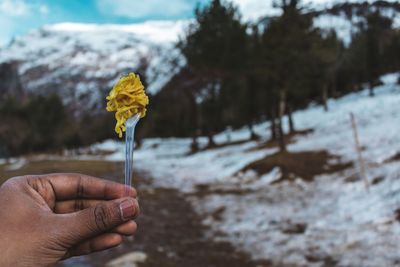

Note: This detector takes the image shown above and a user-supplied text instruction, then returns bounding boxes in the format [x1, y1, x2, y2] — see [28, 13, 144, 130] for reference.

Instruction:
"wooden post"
[322, 84, 329, 112]
[278, 90, 287, 152]
[350, 113, 369, 191]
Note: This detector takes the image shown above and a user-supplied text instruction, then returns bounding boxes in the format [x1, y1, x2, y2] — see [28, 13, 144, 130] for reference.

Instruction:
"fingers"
[55, 200, 137, 235]
[61, 197, 139, 244]
[70, 222, 138, 255]
[67, 233, 123, 257]
[114, 220, 137, 236]
[36, 173, 136, 201]
[54, 199, 104, 214]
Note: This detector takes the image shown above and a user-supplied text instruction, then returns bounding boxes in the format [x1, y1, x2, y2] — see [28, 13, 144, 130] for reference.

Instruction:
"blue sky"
[1, 0, 336, 46]
[0, 0, 212, 46]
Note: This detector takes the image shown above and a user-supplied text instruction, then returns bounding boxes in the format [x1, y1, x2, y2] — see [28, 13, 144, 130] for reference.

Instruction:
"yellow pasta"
[106, 73, 149, 138]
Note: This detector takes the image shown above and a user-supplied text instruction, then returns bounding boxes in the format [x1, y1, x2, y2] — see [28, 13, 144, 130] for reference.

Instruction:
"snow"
[105, 251, 147, 267]
[91, 72, 400, 266]
[46, 21, 186, 44]
[307, 0, 400, 10]
[232, 0, 400, 22]
[0, 20, 188, 107]
[231, 0, 281, 21]
[288, 72, 400, 165]
[314, 14, 356, 45]
[0, 157, 27, 170]
[97, 72, 400, 190]
[93, 131, 275, 190]
[314, 6, 400, 46]
[1, 3, 400, 264]
[1, 4, 399, 112]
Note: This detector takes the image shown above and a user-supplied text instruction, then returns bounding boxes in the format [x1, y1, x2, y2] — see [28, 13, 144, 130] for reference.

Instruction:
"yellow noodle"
[106, 73, 149, 138]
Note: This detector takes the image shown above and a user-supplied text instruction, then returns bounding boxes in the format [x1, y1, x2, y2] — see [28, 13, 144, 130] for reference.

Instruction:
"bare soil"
[385, 152, 400, 163]
[0, 160, 119, 185]
[249, 129, 314, 151]
[64, 166, 271, 267]
[242, 150, 352, 182]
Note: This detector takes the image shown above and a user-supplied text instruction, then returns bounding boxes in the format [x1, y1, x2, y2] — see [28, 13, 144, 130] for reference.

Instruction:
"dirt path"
[54, 163, 270, 267]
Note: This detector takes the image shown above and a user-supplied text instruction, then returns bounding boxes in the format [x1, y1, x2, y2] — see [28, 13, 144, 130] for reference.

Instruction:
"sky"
[0, 0, 207, 46]
[0, 0, 350, 46]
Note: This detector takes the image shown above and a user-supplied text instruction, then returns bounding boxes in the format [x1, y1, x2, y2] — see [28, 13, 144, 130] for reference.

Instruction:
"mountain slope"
[0, 20, 187, 112]
[1, 1, 400, 113]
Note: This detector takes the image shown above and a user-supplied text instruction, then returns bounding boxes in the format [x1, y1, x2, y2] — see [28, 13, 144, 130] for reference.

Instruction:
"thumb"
[61, 197, 139, 243]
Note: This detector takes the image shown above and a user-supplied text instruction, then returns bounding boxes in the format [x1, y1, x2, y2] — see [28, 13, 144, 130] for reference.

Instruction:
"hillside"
[0, 20, 187, 112]
[91, 72, 400, 266]
[1, 1, 400, 114]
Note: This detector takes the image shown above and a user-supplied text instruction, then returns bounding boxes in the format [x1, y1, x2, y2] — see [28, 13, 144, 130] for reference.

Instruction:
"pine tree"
[262, 0, 318, 151]
[313, 30, 343, 111]
[243, 24, 263, 140]
[363, 10, 393, 96]
[180, 0, 247, 147]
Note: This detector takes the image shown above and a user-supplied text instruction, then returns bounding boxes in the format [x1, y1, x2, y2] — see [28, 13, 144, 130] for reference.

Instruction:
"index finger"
[36, 173, 136, 201]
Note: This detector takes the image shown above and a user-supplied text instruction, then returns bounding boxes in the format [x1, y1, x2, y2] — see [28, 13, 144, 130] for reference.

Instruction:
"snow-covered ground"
[91, 72, 400, 266]
[2, 72, 398, 265]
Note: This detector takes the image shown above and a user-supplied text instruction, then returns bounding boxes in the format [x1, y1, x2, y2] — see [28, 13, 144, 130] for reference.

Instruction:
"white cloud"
[95, 0, 281, 21]
[0, 0, 30, 16]
[0, 0, 50, 46]
[96, 0, 199, 19]
[0, 0, 49, 17]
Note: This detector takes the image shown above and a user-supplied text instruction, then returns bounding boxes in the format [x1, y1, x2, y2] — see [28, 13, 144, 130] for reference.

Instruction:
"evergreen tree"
[313, 30, 344, 111]
[241, 24, 263, 140]
[180, 0, 247, 147]
[23, 94, 67, 151]
[363, 10, 393, 96]
[262, 0, 319, 150]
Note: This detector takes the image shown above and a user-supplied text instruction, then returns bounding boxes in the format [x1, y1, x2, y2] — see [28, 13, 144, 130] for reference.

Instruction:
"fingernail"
[120, 198, 136, 220]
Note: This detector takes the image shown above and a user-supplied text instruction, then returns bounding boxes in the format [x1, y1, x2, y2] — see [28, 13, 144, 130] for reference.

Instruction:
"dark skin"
[0, 173, 140, 267]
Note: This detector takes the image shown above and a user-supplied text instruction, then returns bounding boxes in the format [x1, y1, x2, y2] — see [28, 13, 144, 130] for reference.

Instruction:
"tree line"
[0, 94, 116, 157]
[147, 0, 400, 152]
[1, 0, 400, 157]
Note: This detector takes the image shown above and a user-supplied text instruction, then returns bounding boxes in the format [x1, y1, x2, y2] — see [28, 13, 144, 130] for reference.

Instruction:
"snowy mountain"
[314, 1, 400, 45]
[0, 20, 187, 111]
[1, 1, 400, 112]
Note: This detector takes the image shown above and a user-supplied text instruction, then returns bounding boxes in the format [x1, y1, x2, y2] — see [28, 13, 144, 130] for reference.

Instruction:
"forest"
[1, 0, 400, 156]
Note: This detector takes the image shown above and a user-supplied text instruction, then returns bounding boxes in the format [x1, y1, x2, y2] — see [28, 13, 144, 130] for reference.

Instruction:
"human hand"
[0, 173, 139, 267]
